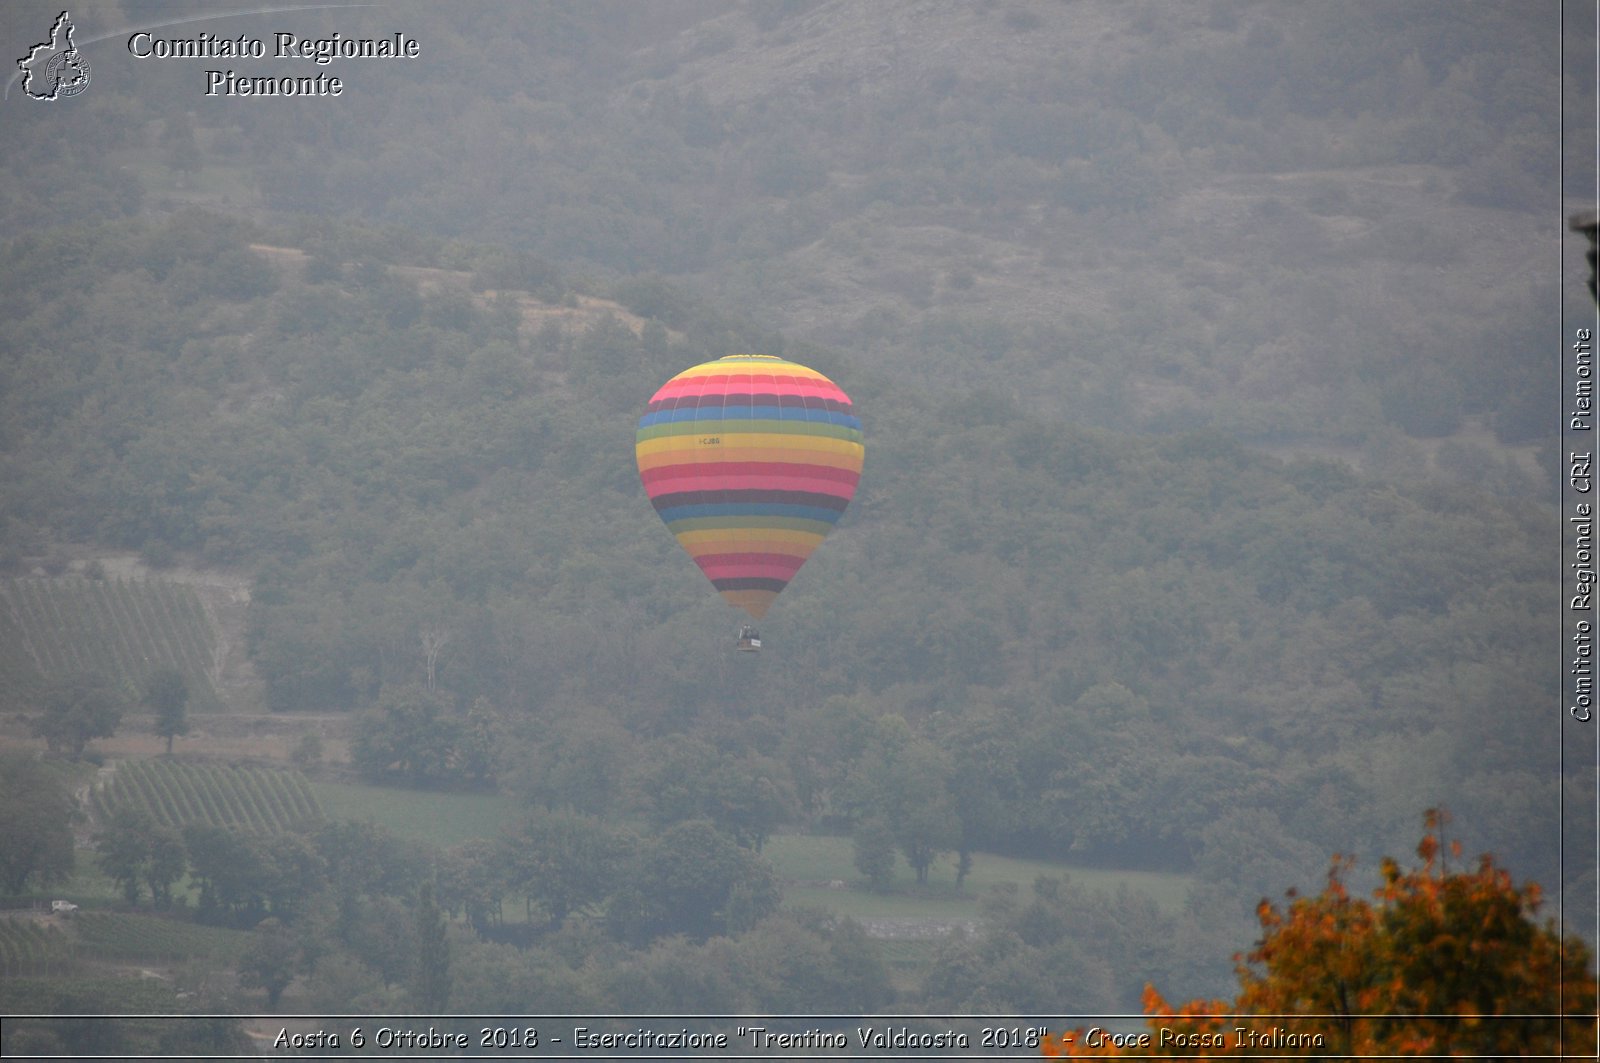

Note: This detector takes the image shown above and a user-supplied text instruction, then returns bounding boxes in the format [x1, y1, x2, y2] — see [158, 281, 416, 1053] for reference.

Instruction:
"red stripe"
[694, 553, 807, 580]
[641, 464, 860, 493]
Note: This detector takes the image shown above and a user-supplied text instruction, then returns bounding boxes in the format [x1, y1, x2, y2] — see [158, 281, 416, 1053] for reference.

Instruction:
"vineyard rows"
[0, 919, 75, 977]
[72, 912, 250, 964]
[93, 760, 323, 833]
[0, 577, 222, 710]
[0, 914, 251, 974]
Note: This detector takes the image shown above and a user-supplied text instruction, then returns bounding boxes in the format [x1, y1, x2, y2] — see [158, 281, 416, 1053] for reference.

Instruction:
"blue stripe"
[637, 407, 861, 429]
[658, 502, 846, 524]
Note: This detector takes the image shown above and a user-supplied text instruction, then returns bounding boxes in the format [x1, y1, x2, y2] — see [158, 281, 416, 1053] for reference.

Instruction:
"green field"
[309, 781, 1193, 922]
[769, 834, 1193, 918]
[311, 780, 520, 846]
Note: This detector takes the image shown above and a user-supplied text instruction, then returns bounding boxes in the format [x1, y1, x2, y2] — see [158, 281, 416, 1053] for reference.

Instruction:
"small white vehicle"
[50, 899, 79, 915]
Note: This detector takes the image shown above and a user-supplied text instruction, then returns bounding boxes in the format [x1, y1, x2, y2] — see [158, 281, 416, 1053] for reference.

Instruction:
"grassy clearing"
[46, 861, 124, 908]
[769, 836, 1195, 994]
[784, 883, 980, 922]
[310, 781, 518, 847]
[303, 783, 1193, 925]
[764, 833, 1193, 916]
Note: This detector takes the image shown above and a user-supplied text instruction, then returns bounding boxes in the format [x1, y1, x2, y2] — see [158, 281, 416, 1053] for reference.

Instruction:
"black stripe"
[712, 577, 790, 592]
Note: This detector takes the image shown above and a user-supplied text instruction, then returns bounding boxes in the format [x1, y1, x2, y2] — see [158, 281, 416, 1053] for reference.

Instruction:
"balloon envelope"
[636, 354, 864, 619]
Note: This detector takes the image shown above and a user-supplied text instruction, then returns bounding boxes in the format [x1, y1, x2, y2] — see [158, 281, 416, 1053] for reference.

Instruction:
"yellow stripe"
[720, 588, 778, 619]
[636, 434, 865, 463]
[675, 529, 826, 550]
[636, 446, 864, 472]
[670, 358, 830, 382]
[681, 542, 821, 562]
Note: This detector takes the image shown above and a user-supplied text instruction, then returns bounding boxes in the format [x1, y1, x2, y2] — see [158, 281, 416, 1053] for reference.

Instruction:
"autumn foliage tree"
[1043, 811, 1597, 1059]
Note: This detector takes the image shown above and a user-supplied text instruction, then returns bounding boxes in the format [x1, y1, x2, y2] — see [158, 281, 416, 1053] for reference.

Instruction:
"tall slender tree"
[412, 881, 452, 1012]
[144, 666, 189, 755]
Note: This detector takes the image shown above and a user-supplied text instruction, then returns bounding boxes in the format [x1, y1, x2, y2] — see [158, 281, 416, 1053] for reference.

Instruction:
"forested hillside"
[0, 1, 1571, 448]
[0, 210, 1576, 914]
[0, 0, 1588, 1032]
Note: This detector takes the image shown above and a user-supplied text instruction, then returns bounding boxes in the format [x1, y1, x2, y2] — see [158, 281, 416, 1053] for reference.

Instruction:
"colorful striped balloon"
[636, 354, 865, 620]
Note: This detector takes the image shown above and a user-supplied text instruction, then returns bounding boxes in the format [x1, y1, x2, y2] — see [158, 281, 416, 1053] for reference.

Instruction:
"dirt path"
[74, 763, 115, 843]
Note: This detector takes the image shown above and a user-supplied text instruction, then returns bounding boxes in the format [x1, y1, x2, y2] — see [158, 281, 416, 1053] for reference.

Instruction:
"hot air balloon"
[636, 354, 864, 650]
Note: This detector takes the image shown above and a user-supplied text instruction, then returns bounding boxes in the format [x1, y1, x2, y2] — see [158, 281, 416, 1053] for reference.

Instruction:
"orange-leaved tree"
[1042, 810, 1596, 1059]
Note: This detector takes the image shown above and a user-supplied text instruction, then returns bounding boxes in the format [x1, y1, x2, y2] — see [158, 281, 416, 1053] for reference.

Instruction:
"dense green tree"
[573, 908, 891, 1014]
[457, 696, 502, 785]
[784, 695, 881, 828]
[95, 807, 185, 908]
[739, 909, 894, 1013]
[636, 738, 794, 849]
[183, 825, 270, 924]
[96, 818, 148, 906]
[608, 820, 780, 944]
[312, 819, 430, 910]
[290, 731, 324, 769]
[503, 712, 632, 817]
[852, 817, 897, 892]
[298, 951, 391, 1013]
[439, 837, 509, 933]
[0, 754, 76, 896]
[847, 725, 962, 885]
[142, 826, 187, 909]
[350, 685, 462, 785]
[31, 676, 121, 758]
[920, 875, 1159, 1013]
[502, 810, 628, 927]
[238, 917, 300, 1010]
[259, 832, 328, 923]
[348, 896, 415, 988]
[143, 666, 189, 755]
[450, 938, 599, 1014]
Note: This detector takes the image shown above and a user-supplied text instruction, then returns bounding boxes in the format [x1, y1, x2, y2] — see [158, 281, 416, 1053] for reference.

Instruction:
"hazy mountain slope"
[612, 0, 1560, 438]
[0, 1, 1567, 451]
[0, 0, 1587, 983]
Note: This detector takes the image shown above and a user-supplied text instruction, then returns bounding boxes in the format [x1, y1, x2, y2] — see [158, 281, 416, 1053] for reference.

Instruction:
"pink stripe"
[641, 462, 860, 484]
[644, 473, 858, 499]
[650, 376, 851, 403]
